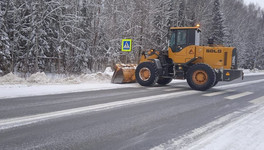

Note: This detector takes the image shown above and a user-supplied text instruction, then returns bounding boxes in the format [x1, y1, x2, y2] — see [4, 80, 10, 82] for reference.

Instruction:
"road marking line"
[164, 88, 182, 92]
[202, 90, 234, 97]
[225, 92, 253, 100]
[0, 90, 199, 130]
[250, 96, 264, 104]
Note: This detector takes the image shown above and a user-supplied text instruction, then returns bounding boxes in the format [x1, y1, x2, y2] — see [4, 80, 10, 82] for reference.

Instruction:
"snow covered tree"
[151, 0, 177, 51]
[0, 0, 264, 75]
[0, 0, 11, 74]
[178, 0, 186, 27]
[212, 0, 225, 45]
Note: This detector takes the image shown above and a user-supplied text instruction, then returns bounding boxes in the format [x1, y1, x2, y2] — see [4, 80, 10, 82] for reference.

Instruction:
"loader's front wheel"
[136, 62, 159, 86]
[186, 64, 216, 91]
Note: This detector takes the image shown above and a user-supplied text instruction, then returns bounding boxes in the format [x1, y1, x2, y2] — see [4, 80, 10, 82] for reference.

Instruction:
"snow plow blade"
[111, 64, 137, 83]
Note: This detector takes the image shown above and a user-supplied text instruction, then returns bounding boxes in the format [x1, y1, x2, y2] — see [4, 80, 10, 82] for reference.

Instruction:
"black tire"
[186, 63, 216, 91]
[157, 77, 173, 85]
[135, 62, 159, 86]
[212, 70, 219, 87]
[213, 80, 218, 87]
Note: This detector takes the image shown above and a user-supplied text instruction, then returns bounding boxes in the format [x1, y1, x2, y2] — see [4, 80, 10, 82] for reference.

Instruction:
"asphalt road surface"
[1, 75, 264, 150]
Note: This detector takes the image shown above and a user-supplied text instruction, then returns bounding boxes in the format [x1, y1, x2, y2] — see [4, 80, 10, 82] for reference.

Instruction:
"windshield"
[177, 30, 187, 46]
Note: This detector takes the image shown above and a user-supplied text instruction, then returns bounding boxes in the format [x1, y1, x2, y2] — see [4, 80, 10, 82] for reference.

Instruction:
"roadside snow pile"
[0, 67, 134, 99]
[104, 67, 114, 76]
[0, 73, 26, 84]
[59, 72, 111, 84]
[27, 72, 50, 84]
[243, 69, 264, 76]
[0, 67, 114, 85]
[59, 67, 113, 84]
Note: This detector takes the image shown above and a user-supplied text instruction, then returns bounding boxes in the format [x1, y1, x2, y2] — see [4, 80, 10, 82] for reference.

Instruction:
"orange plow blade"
[111, 64, 137, 83]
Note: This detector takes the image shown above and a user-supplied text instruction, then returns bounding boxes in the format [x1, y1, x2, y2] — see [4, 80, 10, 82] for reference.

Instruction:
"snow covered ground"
[0, 83, 139, 99]
[0, 68, 263, 99]
[152, 102, 264, 150]
[0, 67, 139, 99]
[185, 104, 264, 150]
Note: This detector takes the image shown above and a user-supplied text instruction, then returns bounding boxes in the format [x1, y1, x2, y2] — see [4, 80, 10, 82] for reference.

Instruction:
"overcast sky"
[244, 0, 264, 9]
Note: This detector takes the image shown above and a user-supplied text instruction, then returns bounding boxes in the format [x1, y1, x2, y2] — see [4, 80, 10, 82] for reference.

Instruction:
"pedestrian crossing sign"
[122, 39, 132, 52]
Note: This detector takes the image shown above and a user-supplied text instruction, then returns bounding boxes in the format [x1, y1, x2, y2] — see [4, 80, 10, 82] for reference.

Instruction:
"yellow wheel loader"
[112, 26, 244, 91]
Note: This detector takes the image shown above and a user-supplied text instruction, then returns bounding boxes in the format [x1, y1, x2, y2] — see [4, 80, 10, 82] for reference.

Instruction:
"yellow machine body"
[139, 50, 160, 63]
[168, 45, 234, 70]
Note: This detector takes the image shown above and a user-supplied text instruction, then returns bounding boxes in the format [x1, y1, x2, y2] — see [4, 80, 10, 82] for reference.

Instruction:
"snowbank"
[0, 73, 26, 84]
[27, 72, 50, 84]
[0, 67, 114, 85]
[0, 67, 137, 99]
[243, 69, 264, 76]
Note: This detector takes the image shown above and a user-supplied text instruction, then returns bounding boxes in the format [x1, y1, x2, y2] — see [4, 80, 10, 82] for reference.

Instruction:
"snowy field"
[0, 68, 263, 99]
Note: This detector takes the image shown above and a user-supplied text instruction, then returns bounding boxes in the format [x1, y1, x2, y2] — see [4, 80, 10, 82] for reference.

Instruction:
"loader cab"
[169, 27, 201, 52]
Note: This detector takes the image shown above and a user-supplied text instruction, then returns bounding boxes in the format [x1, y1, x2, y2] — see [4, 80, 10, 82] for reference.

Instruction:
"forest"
[0, 0, 264, 75]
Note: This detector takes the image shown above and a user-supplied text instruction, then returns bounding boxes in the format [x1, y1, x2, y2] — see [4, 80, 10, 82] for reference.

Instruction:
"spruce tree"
[212, 0, 225, 45]
[0, 0, 11, 74]
[178, 0, 186, 27]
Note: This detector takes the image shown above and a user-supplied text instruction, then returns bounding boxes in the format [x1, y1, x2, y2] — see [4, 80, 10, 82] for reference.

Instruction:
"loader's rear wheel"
[136, 62, 159, 86]
[192, 70, 208, 85]
[187, 64, 216, 91]
[157, 77, 173, 85]
[212, 71, 219, 87]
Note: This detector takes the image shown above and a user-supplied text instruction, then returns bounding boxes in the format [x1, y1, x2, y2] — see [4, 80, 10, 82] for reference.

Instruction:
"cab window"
[170, 29, 189, 52]
[169, 32, 176, 48]
[177, 30, 187, 46]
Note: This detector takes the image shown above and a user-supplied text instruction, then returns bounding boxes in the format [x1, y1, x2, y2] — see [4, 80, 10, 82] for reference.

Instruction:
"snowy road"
[1, 75, 264, 150]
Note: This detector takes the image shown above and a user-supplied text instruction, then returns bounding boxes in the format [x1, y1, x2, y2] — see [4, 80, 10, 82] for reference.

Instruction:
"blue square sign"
[122, 39, 132, 52]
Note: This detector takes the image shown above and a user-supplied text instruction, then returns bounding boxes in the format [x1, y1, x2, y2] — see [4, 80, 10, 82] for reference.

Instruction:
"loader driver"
[170, 29, 187, 52]
[176, 30, 187, 51]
